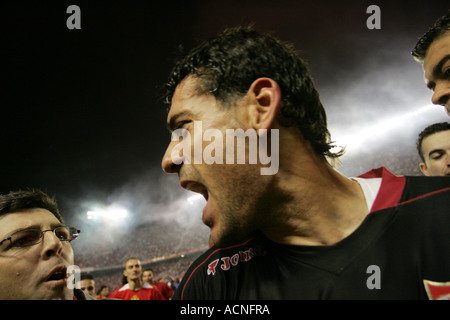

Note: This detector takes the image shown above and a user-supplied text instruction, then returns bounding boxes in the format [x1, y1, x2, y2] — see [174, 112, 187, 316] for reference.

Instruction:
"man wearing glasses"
[0, 189, 84, 300]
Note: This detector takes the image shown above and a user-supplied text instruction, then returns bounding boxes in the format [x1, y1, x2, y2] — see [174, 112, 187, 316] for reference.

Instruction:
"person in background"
[96, 285, 111, 299]
[109, 257, 164, 300]
[142, 268, 174, 300]
[76, 273, 96, 298]
[416, 122, 450, 176]
[412, 12, 450, 116]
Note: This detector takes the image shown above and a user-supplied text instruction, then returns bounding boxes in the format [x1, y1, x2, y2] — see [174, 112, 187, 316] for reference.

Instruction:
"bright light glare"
[187, 194, 204, 204]
[87, 208, 128, 221]
[333, 105, 435, 152]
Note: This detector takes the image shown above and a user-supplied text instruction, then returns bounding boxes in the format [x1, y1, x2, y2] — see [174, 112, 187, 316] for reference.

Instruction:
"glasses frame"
[0, 225, 80, 250]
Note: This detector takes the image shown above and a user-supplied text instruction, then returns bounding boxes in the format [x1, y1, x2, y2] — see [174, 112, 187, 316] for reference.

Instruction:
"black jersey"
[173, 168, 450, 300]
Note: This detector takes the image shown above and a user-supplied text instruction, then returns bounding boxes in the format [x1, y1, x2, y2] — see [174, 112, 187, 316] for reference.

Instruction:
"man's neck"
[128, 279, 143, 291]
[261, 161, 369, 246]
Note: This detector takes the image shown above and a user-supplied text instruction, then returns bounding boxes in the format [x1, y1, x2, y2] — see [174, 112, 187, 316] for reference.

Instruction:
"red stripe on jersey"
[399, 187, 450, 206]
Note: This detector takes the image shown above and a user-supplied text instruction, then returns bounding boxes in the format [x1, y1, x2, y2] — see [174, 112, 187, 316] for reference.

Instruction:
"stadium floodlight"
[86, 208, 128, 221]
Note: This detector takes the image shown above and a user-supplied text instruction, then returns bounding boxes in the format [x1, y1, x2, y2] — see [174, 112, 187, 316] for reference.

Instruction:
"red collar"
[358, 167, 406, 213]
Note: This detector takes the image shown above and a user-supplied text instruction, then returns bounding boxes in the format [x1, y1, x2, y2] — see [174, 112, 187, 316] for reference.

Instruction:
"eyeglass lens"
[9, 226, 77, 248]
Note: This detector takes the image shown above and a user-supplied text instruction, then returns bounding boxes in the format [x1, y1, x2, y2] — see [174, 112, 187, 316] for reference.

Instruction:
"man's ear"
[247, 77, 281, 131]
[419, 162, 431, 176]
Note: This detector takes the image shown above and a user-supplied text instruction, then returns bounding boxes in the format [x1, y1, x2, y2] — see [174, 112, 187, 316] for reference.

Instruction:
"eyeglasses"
[0, 226, 80, 250]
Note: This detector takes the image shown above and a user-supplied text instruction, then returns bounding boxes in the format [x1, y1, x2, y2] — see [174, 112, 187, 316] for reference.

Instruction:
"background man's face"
[124, 259, 142, 281]
[423, 32, 450, 116]
[420, 130, 450, 176]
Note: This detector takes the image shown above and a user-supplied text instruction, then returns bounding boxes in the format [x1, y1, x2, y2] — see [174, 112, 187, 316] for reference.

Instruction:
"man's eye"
[55, 229, 70, 241]
[176, 120, 191, 130]
[11, 231, 40, 247]
[431, 153, 443, 160]
[170, 121, 191, 139]
[443, 68, 450, 79]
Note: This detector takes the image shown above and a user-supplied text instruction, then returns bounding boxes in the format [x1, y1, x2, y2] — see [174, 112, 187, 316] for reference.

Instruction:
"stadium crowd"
[71, 219, 209, 296]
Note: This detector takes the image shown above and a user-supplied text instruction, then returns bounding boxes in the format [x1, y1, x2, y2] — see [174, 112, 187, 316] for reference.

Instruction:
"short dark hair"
[412, 12, 450, 62]
[416, 122, 450, 162]
[164, 27, 343, 159]
[97, 285, 109, 295]
[80, 274, 95, 281]
[0, 189, 64, 223]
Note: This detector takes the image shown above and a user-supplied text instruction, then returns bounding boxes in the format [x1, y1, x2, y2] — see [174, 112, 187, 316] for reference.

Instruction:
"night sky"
[3, 1, 449, 226]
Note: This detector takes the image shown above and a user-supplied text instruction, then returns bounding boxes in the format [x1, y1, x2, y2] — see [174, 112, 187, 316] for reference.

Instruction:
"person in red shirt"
[142, 268, 174, 300]
[109, 257, 164, 300]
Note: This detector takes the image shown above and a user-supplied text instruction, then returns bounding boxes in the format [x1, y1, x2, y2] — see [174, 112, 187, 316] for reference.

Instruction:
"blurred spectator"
[142, 268, 174, 300]
[109, 257, 164, 300]
[96, 285, 111, 299]
[416, 122, 450, 176]
[76, 274, 96, 298]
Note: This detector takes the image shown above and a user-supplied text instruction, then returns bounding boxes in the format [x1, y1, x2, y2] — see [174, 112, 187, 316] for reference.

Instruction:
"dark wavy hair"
[412, 12, 450, 62]
[163, 27, 343, 159]
[0, 189, 64, 223]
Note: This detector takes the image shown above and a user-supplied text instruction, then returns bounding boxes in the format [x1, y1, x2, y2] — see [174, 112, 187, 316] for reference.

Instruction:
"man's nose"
[161, 142, 183, 174]
[431, 82, 450, 107]
[42, 231, 63, 258]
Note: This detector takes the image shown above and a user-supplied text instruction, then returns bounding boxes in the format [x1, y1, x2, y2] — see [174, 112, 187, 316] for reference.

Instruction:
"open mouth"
[199, 187, 209, 201]
[181, 180, 209, 201]
[46, 266, 67, 282]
